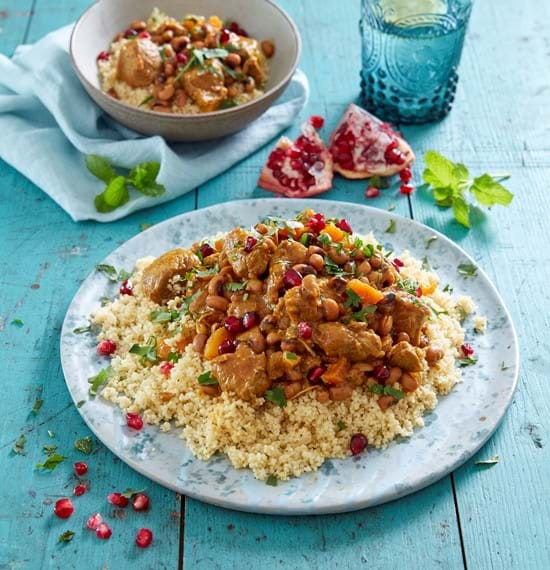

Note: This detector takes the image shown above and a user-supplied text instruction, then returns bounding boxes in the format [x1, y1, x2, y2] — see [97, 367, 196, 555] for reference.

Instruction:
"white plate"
[60, 199, 519, 514]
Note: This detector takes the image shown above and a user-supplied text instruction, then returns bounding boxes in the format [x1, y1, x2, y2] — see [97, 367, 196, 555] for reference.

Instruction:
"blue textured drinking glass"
[360, 0, 473, 123]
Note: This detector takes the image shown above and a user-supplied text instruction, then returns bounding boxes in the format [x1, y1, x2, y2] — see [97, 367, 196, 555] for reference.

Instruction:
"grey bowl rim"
[69, 0, 302, 122]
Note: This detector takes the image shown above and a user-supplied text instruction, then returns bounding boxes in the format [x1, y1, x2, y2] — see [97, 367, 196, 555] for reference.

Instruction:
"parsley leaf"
[86, 155, 116, 183]
[58, 530, 75, 543]
[139, 95, 154, 107]
[397, 278, 420, 295]
[336, 420, 347, 431]
[129, 337, 158, 364]
[344, 288, 361, 309]
[13, 434, 26, 455]
[426, 235, 438, 249]
[384, 386, 405, 400]
[11, 319, 23, 327]
[385, 219, 396, 233]
[150, 310, 180, 323]
[31, 399, 44, 415]
[36, 453, 66, 471]
[457, 263, 478, 277]
[197, 371, 218, 386]
[224, 281, 247, 292]
[88, 366, 113, 397]
[74, 436, 93, 455]
[350, 305, 377, 322]
[265, 474, 278, 486]
[265, 387, 287, 408]
[95, 264, 118, 281]
[43, 444, 58, 456]
[458, 356, 479, 367]
[121, 487, 146, 498]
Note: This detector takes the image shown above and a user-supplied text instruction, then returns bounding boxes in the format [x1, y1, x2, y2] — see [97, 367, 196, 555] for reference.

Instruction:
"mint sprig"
[422, 150, 513, 228]
[86, 155, 166, 213]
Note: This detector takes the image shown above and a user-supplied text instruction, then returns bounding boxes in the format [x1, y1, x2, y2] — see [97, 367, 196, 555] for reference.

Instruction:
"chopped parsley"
[76, 400, 86, 409]
[197, 371, 218, 386]
[266, 474, 278, 486]
[426, 236, 438, 249]
[36, 453, 66, 471]
[284, 351, 298, 360]
[95, 264, 118, 281]
[421, 255, 431, 271]
[73, 325, 92, 334]
[13, 434, 26, 455]
[58, 530, 75, 543]
[88, 365, 113, 397]
[475, 454, 499, 466]
[43, 444, 58, 456]
[344, 288, 361, 310]
[74, 436, 93, 455]
[224, 281, 247, 292]
[396, 278, 420, 296]
[166, 352, 180, 363]
[368, 384, 404, 400]
[47, 430, 55, 438]
[265, 387, 287, 408]
[31, 399, 44, 415]
[324, 256, 346, 276]
[336, 420, 347, 431]
[442, 283, 454, 293]
[350, 305, 377, 322]
[140, 222, 153, 232]
[457, 263, 478, 277]
[149, 309, 180, 323]
[139, 95, 154, 107]
[385, 219, 396, 234]
[195, 265, 219, 278]
[129, 336, 158, 364]
[458, 356, 479, 367]
[500, 361, 510, 371]
[181, 288, 203, 315]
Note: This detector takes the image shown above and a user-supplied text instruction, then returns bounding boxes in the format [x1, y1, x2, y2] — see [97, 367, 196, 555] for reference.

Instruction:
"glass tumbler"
[360, 0, 473, 123]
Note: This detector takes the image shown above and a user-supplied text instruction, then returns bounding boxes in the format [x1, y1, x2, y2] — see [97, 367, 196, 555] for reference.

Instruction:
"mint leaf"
[385, 219, 396, 234]
[36, 453, 66, 471]
[197, 371, 218, 385]
[121, 487, 146, 498]
[94, 193, 116, 213]
[452, 194, 470, 228]
[457, 262, 478, 277]
[265, 387, 287, 408]
[336, 420, 347, 431]
[58, 530, 75, 543]
[471, 174, 514, 207]
[128, 162, 165, 197]
[88, 366, 113, 396]
[74, 436, 93, 455]
[103, 176, 129, 207]
[423, 150, 458, 189]
[86, 155, 116, 183]
[150, 310, 180, 323]
[129, 337, 158, 364]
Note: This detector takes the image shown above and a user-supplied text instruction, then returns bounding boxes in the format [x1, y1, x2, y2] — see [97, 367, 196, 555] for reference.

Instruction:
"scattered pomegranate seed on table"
[135, 528, 153, 548]
[96, 522, 112, 540]
[73, 484, 87, 497]
[54, 498, 74, 519]
[160, 362, 174, 376]
[126, 413, 143, 431]
[309, 115, 325, 128]
[400, 184, 414, 195]
[97, 339, 117, 356]
[399, 168, 412, 183]
[74, 461, 88, 476]
[350, 433, 368, 456]
[132, 493, 150, 512]
[86, 512, 103, 530]
[119, 280, 133, 296]
[365, 186, 380, 199]
[108, 492, 129, 508]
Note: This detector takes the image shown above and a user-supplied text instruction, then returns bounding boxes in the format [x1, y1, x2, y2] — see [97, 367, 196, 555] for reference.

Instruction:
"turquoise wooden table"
[1, 0, 549, 568]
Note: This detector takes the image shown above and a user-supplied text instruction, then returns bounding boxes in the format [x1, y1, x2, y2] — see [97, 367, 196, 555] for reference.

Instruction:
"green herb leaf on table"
[140, 222, 153, 232]
[31, 399, 44, 415]
[475, 454, 499, 466]
[36, 453, 66, 471]
[385, 219, 396, 234]
[471, 174, 513, 207]
[74, 436, 93, 455]
[76, 400, 86, 409]
[43, 444, 58, 456]
[86, 155, 116, 183]
[265, 387, 287, 408]
[458, 356, 479, 367]
[265, 474, 278, 486]
[11, 319, 23, 327]
[121, 488, 146, 498]
[88, 365, 114, 397]
[197, 371, 218, 386]
[457, 263, 478, 277]
[13, 434, 27, 455]
[58, 530, 76, 543]
[47, 430, 55, 438]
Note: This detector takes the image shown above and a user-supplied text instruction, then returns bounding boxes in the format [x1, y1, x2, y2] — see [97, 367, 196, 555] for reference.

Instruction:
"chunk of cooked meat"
[227, 292, 270, 319]
[243, 56, 266, 86]
[116, 38, 162, 88]
[391, 293, 430, 345]
[313, 322, 384, 362]
[210, 343, 270, 401]
[267, 351, 286, 380]
[142, 249, 200, 304]
[222, 228, 272, 279]
[284, 274, 323, 324]
[182, 59, 228, 112]
[388, 341, 424, 372]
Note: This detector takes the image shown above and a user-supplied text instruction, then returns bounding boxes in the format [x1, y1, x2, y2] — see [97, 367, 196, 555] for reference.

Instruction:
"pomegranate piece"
[461, 343, 474, 357]
[336, 218, 352, 233]
[416, 286, 423, 298]
[74, 484, 87, 497]
[136, 528, 154, 548]
[224, 316, 244, 334]
[97, 51, 110, 61]
[199, 243, 215, 258]
[244, 236, 257, 252]
[400, 184, 414, 195]
[306, 212, 326, 234]
[373, 365, 390, 381]
[399, 168, 412, 183]
[126, 412, 143, 431]
[258, 121, 333, 198]
[108, 492, 129, 508]
[242, 311, 260, 330]
[97, 339, 117, 356]
[86, 512, 103, 530]
[123, 28, 138, 38]
[350, 433, 368, 455]
[132, 493, 150, 511]
[392, 258, 404, 268]
[160, 362, 174, 376]
[120, 280, 133, 296]
[308, 366, 325, 382]
[138, 31, 150, 39]
[282, 269, 303, 289]
[297, 321, 312, 339]
[96, 522, 112, 540]
[54, 498, 74, 519]
[74, 461, 88, 476]
[328, 104, 415, 179]
[365, 186, 381, 199]
[219, 29, 231, 44]
[218, 339, 238, 355]
[310, 115, 325, 129]
[176, 52, 189, 65]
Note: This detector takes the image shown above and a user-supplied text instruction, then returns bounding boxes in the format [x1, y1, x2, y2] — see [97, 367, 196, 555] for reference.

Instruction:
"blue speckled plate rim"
[60, 198, 520, 515]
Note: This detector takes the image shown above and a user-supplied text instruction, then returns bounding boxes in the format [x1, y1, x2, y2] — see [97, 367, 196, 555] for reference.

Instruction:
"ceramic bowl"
[70, 0, 301, 141]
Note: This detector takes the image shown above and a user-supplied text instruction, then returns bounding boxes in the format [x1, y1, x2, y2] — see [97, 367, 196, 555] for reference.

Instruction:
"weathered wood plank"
[0, 0, 34, 55]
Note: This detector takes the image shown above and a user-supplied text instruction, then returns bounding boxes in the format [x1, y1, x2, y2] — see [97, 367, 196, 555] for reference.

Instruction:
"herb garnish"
[458, 356, 479, 367]
[350, 305, 377, 322]
[336, 420, 347, 431]
[500, 361, 510, 371]
[421, 255, 431, 271]
[74, 436, 93, 455]
[396, 278, 420, 296]
[150, 310, 180, 323]
[31, 399, 44, 415]
[95, 264, 131, 282]
[48, 430, 55, 438]
[475, 455, 499, 466]
[140, 222, 153, 232]
[457, 263, 478, 277]
[265, 387, 287, 408]
[197, 371, 218, 386]
[385, 219, 396, 234]
[73, 325, 92, 334]
[266, 474, 278, 486]
[139, 95, 154, 107]
[43, 444, 58, 456]
[426, 236, 438, 249]
[121, 488, 146, 498]
[13, 434, 26, 455]
[344, 288, 361, 310]
[442, 283, 454, 293]
[76, 400, 86, 409]
[129, 337, 158, 364]
[58, 530, 75, 543]
[36, 453, 66, 471]
[284, 352, 298, 360]
[11, 319, 23, 327]
[224, 281, 247, 292]
[368, 383, 404, 400]
[88, 365, 113, 397]
[422, 150, 513, 228]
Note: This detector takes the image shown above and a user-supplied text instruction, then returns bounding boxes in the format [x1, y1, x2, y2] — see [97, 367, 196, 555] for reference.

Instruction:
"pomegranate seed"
[350, 433, 368, 455]
[86, 512, 103, 530]
[242, 311, 260, 330]
[96, 51, 110, 61]
[416, 286, 423, 297]
[136, 528, 153, 548]
[392, 258, 404, 268]
[290, 159, 304, 171]
[365, 186, 380, 199]
[132, 493, 150, 512]
[306, 213, 325, 234]
[96, 522, 112, 540]
[120, 280, 133, 295]
[54, 498, 74, 519]
[336, 219, 352, 233]
[308, 366, 325, 382]
[461, 343, 474, 357]
[283, 269, 303, 289]
[97, 339, 117, 356]
[74, 462, 88, 476]
[219, 29, 231, 44]
[297, 321, 312, 339]
[108, 492, 129, 508]
[74, 484, 87, 497]
[218, 339, 238, 355]
[228, 22, 240, 33]
[400, 184, 414, 195]
[399, 168, 412, 183]
[126, 412, 143, 431]
[199, 243, 215, 258]
[310, 115, 325, 129]
[176, 52, 189, 64]
[123, 28, 138, 38]
[373, 365, 390, 381]
[160, 362, 174, 376]
[287, 146, 302, 159]
[138, 31, 150, 39]
[385, 143, 406, 165]
[244, 236, 257, 252]
[224, 316, 243, 334]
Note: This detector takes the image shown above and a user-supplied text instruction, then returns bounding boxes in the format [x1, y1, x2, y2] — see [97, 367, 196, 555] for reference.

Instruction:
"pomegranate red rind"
[329, 104, 415, 179]
[258, 120, 333, 198]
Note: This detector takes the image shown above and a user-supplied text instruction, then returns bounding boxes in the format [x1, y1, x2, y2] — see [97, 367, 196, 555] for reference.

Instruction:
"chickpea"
[192, 333, 207, 354]
[225, 53, 242, 68]
[293, 263, 316, 276]
[400, 372, 420, 392]
[163, 29, 175, 41]
[261, 40, 276, 58]
[386, 366, 402, 385]
[171, 36, 190, 52]
[157, 83, 175, 101]
[130, 20, 147, 31]
[284, 382, 303, 400]
[396, 332, 410, 343]
[247, 330, 266, 354]
[378, 314, 393, 337]
[244, 76, 256, 93]
[206, 295, 229, 312]
[369, 256, 382, 269]
[190, 26, 205, 41]
[174, 90, 188, 107]
[200, 385, 220, 397]
[266, 331, 282, 346]
[322, 298, 340, 321]
[316, 388, 330, 404]
[425, 345, 444, 364]
[309, 253, 325, 272]
[307, 245, 324, 257]
[357, 260, 371, 275]
[208, 274, 226, 296]
[328, 246, 350, 265]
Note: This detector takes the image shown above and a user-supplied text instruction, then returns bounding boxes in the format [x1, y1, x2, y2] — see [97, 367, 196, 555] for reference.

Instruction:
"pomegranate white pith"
[329, 104, 415, 179]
